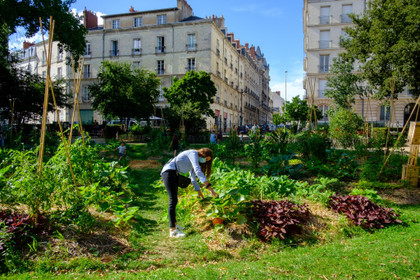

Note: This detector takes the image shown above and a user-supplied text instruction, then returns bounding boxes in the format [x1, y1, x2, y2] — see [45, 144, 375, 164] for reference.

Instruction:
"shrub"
[349, 188, 382, 203]
[295, 177, 338, 206]
[329, 195, 401, 229]
[251, 200, 310, 241]
[329, 108, 364, 148]
[295, 129, 331, 162]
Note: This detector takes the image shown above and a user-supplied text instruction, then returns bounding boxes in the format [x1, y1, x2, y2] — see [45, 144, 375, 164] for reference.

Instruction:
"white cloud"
[271, 77, 305, 101]
[8, 28, 45, 51]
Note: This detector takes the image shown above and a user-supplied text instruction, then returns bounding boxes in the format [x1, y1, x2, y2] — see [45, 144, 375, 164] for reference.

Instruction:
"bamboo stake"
[68, 56, 85, 145]
[380, 94, 420, 175]
[38, 17, 54, 176]
[384, 78, 395, 156]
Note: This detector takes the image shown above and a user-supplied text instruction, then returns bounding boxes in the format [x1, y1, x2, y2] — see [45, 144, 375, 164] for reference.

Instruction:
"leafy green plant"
[244, 129, 266, 169]
[328, 108, 364, 149]
[295, 177, 338, 206]
[262, 153, 302, 177]
[350, 188, 382, 203]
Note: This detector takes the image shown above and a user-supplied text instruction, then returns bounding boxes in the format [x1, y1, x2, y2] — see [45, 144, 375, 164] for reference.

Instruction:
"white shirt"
[161, 150, 207, 191]
[118, 145, 126, 154]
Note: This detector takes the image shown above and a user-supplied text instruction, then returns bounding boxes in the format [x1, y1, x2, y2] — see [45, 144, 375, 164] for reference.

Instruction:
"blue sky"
[10, 0, 305, 100]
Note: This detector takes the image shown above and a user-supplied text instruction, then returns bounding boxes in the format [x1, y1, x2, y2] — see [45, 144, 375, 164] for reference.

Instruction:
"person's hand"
[208, 187, 218, 197]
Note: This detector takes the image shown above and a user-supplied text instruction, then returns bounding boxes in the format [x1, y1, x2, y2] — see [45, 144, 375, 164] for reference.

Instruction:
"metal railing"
[110, 50, 119, 57]
[341, 14, 352, 23]
[319, 64, 329, 73]
[319, 15, 331, 25]
[186, 44, 197, 51]
[132, 48, 142, 55]
[319, 40, 331, 49]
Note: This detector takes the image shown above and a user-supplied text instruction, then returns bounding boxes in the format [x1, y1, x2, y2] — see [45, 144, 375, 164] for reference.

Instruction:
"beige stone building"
[303, 0, 416, 126]
[13, 0, 272, 132]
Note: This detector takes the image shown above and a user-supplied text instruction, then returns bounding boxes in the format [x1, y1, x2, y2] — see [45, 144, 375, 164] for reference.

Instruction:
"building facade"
[303, 0, 416, 126]
[13, 0, 272, 132]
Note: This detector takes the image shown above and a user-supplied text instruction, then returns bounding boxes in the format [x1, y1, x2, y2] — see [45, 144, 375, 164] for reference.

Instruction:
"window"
[134, 17, 143, 27]
[187, 34, 196, 50]
[216, 39, 220, 56]
[157, 60, 164, 75]
[28, 64, 31, 73]
[133, 61, 140, 68]
[133, 39, 141, 55]
[157, 15, 166, 25]
[85, 42, 91, 56]
[57, 67, 62, 79]
[340, 29, 350, 46]
[187, 58, 195, 71]
[112, 19, 120, 29]
[158, 85, 165, 101]
[319, 55, 330, 73]
[318, 80, 327, 98]
[57, 48, 64, 61]
[157, 36, 165, 53]
[42, 71, 46, 79]
[111, 40, 118, 56]
[320, 6, 330, 24]
[42, 52, 46, 65]
[319, 30, 330, 49]
[83, 64, 91, 78]
[319, 105, 329, 121]
[82, 87, 89, 103]
[380, 105, 391, 121]
[341, 5, 353, 23]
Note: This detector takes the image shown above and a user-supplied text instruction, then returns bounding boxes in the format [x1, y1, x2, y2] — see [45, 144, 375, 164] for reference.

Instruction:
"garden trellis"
[68, 56, 86, 145]
[37, 16, 77, 187]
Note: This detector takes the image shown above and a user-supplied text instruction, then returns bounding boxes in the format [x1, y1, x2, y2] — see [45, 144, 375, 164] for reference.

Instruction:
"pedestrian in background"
[169, 133, 180, 156]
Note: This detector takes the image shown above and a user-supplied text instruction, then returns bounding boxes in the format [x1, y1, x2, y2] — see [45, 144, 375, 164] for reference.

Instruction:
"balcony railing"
[84, 51, 91, 57]
[216, 49, 220, 57]
[156, 46, 165, 54]
[132, 48, 142, 56]
[110, 50, 119, 57]
[186, 43, 197, 51]
[319, 40, 331, 49]
[186, 66, 196, 72]
[319, 16, 331, 25]
[319, 65, 329, 73]
[216, 96, 220, 103]
[341, 14, 352, 23]
[157, 69, 164, 75]
[83, 72, 91, 79]
[216, 71, 221, 77]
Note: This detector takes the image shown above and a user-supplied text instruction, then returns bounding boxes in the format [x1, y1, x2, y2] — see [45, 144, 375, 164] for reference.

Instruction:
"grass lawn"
[2, 143, 419, 279]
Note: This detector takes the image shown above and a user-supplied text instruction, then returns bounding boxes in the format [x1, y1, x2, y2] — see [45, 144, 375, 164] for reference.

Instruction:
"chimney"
[23, 41, 34, 49]
[245, 43, 249, 50]
[129, 6, 137, 13]
[250, 46, 256, 59]
[83, 8, 98, 29]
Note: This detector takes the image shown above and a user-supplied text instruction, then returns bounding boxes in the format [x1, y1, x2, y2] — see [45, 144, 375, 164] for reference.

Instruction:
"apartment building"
[303, 0, 415, 126]
[13, 0, 271, 132]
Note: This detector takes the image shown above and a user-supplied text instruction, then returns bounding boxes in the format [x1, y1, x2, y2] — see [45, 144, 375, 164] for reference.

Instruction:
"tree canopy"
[0, 65, 69, 125]
[342, 0, 420, 98]
[0, 0, 87, 62]
[89, 61, 161, 124]
[164, 70, 216, 134]
[325, 56, 364, 110]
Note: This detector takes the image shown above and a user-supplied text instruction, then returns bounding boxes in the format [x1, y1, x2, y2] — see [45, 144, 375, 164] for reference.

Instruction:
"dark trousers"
[161, 170, 178, 228]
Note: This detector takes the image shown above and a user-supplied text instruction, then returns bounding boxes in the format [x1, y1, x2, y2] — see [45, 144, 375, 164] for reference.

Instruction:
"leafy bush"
[244, 130, 267, 168]
[329, 108, 364, 148]
[295, 129, 331, 162]
[262, 154, 302, 177]
[0, 140, 138, 228]
[295, 177, 338, 206]
[305, 149, 358, 179]
[360, 153, 403, 182]
[349, 188, 382, 203]
[329, 195, 402, 229]
[251, 200, 310, 241]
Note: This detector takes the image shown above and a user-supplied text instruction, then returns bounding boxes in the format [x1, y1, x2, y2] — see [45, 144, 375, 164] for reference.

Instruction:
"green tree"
[342, 0, 420, 98]
[329, 108, 364, 149]
[0, 0, 87, 63]
[325, 56, 364, 110]
[164, 71, 216, 134]
[0, 66, 69, 125]
[89, 61, 161, 125]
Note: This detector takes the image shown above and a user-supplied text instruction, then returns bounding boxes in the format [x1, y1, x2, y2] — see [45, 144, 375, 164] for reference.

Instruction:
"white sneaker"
[169, 228, 186, 238]
[176, 224, 185, 231]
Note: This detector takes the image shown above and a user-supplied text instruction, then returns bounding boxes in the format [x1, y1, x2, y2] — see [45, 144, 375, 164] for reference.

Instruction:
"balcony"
[341, 14, 352, 23]
[319, 40, 331, 49]
[110, 50, 119, 57]
[132, 48, 142, 56]
[186, 44, 197, 51]
[319, 64, 329, 73]
[319, 16, 331, 25]
[83, 72, 91, 79]
[156, 46, 165, 54]
[84, 51, 91, 58]
[157, 69, 165, 75]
